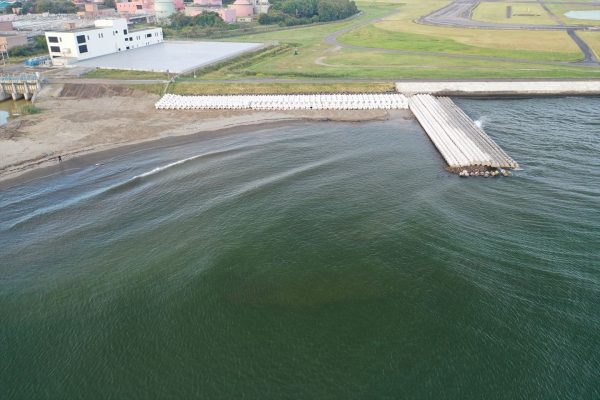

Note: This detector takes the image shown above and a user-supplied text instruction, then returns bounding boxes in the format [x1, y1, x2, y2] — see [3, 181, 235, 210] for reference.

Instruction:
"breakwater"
[155, 92, 518, 176]
[155, 93, 409, 110]
[409, 94, 518, 176]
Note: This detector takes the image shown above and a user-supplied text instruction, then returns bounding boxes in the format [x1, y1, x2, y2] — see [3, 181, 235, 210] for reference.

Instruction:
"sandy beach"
[0, 84, 408, 184]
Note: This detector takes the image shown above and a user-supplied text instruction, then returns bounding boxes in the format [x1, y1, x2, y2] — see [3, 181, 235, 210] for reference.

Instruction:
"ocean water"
[1, 97, 599, 399]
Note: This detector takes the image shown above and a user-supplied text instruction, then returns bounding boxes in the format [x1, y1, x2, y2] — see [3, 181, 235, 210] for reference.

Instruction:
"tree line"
[258, 0, 359, 26]
[164, 11, 241, 37]
[9, 0, 78, 14]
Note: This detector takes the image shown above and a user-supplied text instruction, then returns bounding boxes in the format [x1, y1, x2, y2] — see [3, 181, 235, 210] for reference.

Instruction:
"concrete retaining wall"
[396, 81, 600, 96]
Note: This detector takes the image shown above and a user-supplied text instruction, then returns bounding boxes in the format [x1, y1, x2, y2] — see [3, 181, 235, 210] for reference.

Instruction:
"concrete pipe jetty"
[408, 94, 518, 176]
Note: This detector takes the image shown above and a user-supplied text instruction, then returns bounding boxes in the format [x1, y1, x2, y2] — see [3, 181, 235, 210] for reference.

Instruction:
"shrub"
[21, 105, 41, 115]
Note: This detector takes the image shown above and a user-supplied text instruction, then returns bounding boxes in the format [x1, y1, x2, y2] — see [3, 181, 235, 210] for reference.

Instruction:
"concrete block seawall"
[155, 94, 409, 110]
[396, 81, 600, 96]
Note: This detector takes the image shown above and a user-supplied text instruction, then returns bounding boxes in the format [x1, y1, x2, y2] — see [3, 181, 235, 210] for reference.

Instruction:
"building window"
[136, 4, 142, 9]
[79, 45, 88, 53]
[146, 33, 151, 38]
[50, 46, 60, 52]
[48, 36, 59, 43]
[76, 35, 86, 44]
[124, 38, 128, 41]
[87, 35, 90, 40]
[126, 46, 130, 50]
[123, 29, 128, 35]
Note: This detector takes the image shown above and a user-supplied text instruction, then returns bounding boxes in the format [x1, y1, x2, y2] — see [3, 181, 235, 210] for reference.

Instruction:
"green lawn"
[93, 0, 600, 86]
[337, 25, 582, 62]
[166, 81, 397, 95]
[472, 2, 558, 25]
[84, 69, 170, 80]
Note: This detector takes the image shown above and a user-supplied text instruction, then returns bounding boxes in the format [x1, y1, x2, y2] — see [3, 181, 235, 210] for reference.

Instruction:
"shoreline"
[0, 86, 410, 185]
[7, 79, 597, 186]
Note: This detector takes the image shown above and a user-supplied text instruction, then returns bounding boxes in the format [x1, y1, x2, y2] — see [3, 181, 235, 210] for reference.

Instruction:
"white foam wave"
[133, 154, 203, 180]
[474, 116, 489, 129]
[2, 154, 205, 231]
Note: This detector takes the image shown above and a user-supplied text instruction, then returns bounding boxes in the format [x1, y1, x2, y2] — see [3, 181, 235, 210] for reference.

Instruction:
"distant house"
[0, 34, 28, 51]
[185, 0, 269, 23]
[115, 0, 184, 16]
[78, 3, 120, 18]
[44, 18, 163, 66]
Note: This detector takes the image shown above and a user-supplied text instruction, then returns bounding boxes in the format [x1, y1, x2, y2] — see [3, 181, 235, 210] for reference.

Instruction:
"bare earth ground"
[0, 84, 403, 182]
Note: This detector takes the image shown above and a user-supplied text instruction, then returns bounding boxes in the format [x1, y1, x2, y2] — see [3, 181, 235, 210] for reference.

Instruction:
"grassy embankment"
[166, 82, 396, 94]
[91, 0, 600, 93]
[133, 82, 395, 95]
[84, 69, 170, 80]
[191, 0, 600, 81]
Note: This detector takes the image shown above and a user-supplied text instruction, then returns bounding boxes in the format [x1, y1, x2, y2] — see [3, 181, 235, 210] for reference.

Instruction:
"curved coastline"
[0, 85, 409, 186]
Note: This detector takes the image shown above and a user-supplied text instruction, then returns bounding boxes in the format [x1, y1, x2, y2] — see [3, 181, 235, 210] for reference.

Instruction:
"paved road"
[567, 29, 599, 64]
[420, 0, 598, 30]
[418, 0, 599, 65]
[537, 0, 599, 64]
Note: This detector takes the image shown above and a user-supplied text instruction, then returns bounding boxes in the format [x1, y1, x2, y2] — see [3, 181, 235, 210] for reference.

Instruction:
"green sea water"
[1, 97, 599, 399]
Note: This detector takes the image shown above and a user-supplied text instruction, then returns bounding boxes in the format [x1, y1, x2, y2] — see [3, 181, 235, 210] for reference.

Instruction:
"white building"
[45, 19, 163, 66]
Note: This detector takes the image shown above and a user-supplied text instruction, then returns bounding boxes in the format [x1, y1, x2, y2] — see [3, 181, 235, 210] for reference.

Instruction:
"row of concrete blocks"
[408, 94, 518, 169]
[155, 94, 410, 111]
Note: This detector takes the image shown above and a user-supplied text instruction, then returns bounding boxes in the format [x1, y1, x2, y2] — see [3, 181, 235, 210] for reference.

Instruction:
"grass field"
[188, 0, 598, 81]
[338, 25, 581, 62]
[363, 0, 581, 60]
[579, 32, 600, 59]
[167, 82, 397, 95]
[472, 2, 558, 25]
[85, 69, 170, 80]
[92, 0, 600, 84]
